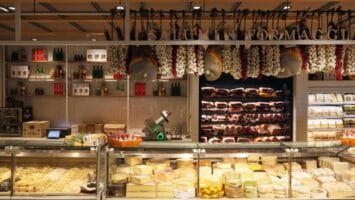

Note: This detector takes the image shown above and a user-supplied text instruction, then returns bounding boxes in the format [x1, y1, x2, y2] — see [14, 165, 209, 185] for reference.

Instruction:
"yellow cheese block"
[174, 180, 195, 192]
[240, 171, 254, 181]
[216, 162, 232, 169]
[157, 192, 175, 198]
[146, 159, 171, 173]
[248, 163, 262, 171]
[213, 168, 234, 177]
[126, 192, 156, 198]
[114, 165, 132, 174]
[131, 175, 152, 185]
[133, 165, 153, 175]
[126, 183, 156, 192]
[199, 166, 212, 175]
[111, 173, 128, 184]
[176, 158, 194, 169]
[234, 163, 250, 172]
[124, 156, 143, 166]
[332, 161, 350, 173]
[157, 183, 174, 192]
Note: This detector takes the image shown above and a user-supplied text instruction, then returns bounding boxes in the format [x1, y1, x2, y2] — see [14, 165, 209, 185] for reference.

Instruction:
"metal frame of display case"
[0, 139, 354, 200]
[0, 140, 106, 200]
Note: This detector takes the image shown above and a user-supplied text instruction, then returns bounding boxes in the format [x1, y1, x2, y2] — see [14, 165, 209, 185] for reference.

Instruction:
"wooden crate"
[22, 121, 50, 137]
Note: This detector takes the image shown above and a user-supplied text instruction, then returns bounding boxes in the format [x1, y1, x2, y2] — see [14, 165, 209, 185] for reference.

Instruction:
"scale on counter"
[47, 128, 71, 139]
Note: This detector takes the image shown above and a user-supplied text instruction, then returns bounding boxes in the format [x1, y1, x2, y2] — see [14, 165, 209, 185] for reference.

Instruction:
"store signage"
[247, 28, 349, 41]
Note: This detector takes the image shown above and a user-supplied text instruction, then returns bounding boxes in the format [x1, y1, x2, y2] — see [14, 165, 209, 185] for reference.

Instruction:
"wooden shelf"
[308, 80, 355, 88]
[6, 61, 65, 64]
[8, 95, 65, 98]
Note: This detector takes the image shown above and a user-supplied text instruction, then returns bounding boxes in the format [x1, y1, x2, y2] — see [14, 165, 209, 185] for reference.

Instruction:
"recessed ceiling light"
[32, 38, 37, 41]
[116, 5, 124, 11]
[0, 6, 9, 12]
[192, 5, 201, 10]
[283, 5, 291, 10]
[8, 6, 15, 11]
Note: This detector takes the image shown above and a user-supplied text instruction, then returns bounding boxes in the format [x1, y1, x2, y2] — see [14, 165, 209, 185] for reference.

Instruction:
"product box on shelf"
[135, 82, 146, 96]
[31, 48, 47, 62]
[22, 121, 50, 137]
[10, 65, 29, 79]
[53, 83, 64, 96]
[103, 124, 126, 133]
[86, 49, 107, 62]
[72, 83, 90, 96]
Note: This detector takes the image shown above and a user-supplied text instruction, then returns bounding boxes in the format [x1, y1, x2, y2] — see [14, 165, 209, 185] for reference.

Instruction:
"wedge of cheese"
[124, 156, 143, 166]
[133, 165, 153, 175]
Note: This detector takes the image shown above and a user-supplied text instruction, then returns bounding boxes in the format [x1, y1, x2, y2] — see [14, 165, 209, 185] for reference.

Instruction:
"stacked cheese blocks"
[113, 156, 197, 199]
[289, 157, 354, 199]
[14, 166, 94, 193]
[198, 155, 292, 198]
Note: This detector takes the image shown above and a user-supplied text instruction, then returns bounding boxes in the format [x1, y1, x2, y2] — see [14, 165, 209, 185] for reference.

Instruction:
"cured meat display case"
[199, 74, 293, 143]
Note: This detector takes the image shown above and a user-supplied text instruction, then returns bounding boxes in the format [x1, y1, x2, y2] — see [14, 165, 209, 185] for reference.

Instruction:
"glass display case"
[0, 145, 11, 197]
[0, 140, 354, 199]
[107, 142, 355, 200]
[10, 141, 106, 200]
[106, 142, 199, 199]
[197, 143, 291, 199]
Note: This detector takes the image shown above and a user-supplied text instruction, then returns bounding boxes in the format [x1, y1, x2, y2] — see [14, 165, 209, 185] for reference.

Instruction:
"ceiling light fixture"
[92, 38, 97, 41]
[116, 0, 124, 11]
[116, 5, 124, 11]
[0, 6, 9, 12]
[282, 5, 291, 10]
[192, 5, 201, 10]
[32, 38, 37, 41]
[8, 6, 15, 11]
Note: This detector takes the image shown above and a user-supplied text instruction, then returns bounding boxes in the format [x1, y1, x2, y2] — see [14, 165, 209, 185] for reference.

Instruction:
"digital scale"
[47, 128, 71, 139]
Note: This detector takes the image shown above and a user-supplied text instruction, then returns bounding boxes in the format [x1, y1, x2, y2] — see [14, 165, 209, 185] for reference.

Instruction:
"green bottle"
[60, 48, 64, 61]
[170, 83, 174, 96]
[100, 66, 104, 78]
[53, 48, 57, 61]
[92, 66, 96, 78]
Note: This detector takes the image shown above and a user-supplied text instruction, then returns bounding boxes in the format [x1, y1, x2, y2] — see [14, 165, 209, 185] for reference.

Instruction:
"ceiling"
[0, 0, 354, 41]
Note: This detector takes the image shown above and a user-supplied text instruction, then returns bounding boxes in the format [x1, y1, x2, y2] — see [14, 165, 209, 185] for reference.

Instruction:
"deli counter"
[0, 140, 354, 200]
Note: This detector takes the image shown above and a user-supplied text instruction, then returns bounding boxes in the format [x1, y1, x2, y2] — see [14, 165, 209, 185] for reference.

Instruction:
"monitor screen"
[47, 130, 61, 138]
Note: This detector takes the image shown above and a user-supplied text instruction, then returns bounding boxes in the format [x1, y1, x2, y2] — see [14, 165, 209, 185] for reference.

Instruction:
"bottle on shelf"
[92, 66, 97, 79]
[100, 66, 104, 78]
[59, 48, 64, 61]
[177, 82, 181, 96]
[170, 83, 175, 96]
[53, 48, 57, 61]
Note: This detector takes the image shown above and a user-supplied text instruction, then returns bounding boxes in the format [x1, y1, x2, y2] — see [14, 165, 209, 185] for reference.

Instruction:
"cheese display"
[176, 159, 194, 169]
[261, 156, 277, 166]
[223, 172, 243, 198]
[126, 183, 156, 198]
[308, 93, 355, 143]
[132, 165, 153, 175]
[199, 166, 212, 175]
[14, 166, 95, 194]
[0, 167, 11, 192]
[244, 180, 258, 198]
[322, 182, 353, 198]
[199, 175, 224, 199]
[146, 159, 171, 173]
[124, 156, 143, 166]
[157, 183, 174, 198]
[303, 160, 318, 170]
[131, 175, 152, 185]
